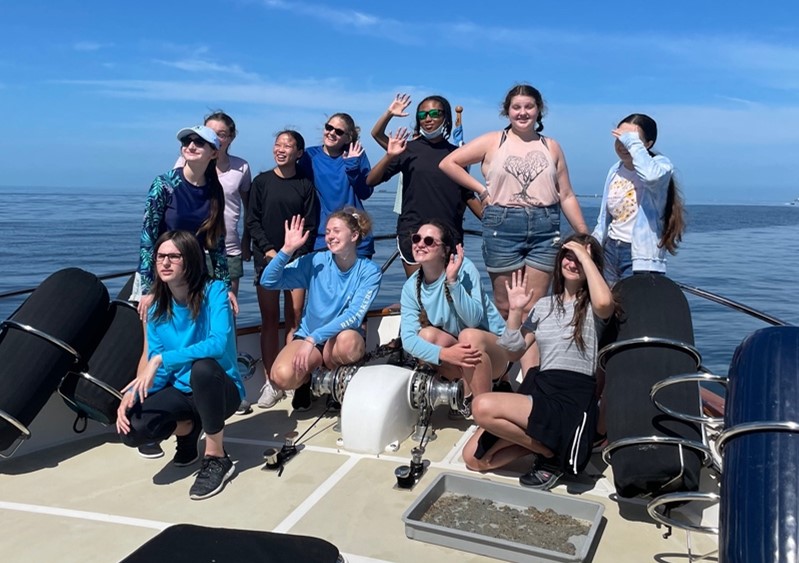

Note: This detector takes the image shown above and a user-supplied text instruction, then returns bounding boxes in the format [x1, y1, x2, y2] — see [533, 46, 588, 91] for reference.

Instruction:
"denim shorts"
[481, 204, 561, 273]
[602, 237, 633, 286]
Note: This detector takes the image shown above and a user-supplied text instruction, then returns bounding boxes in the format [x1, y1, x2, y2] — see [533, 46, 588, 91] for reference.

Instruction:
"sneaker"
[519, 456, 563, 490]
[137, 442, 164, 459]
[257, 379, 285, 409]
[173, 421, 203, 466]
[189, 455, 235, 500]
[492, 379, 514, 393]
[325, 394, 341, 411]
[235, 400, 253, 415]
[292, 381, 313, 412]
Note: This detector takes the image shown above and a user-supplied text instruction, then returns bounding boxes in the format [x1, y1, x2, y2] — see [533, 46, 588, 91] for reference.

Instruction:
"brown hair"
[195, 160, 226, 250]
[501, 84, 546, 133]
[413, 221, 456, 328]
[327, 112, 360, 143]
[151, 231, 208, 321]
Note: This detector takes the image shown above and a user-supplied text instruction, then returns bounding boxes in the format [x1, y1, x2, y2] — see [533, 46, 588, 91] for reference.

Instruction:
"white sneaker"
[257, 379, 285, 409]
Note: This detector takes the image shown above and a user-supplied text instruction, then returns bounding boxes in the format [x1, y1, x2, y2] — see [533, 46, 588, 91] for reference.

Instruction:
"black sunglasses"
[181, 136, 209, 148]
[417, 109, 445, 120]
[411, 234, 441, 247]
[324, 123, 347, 136]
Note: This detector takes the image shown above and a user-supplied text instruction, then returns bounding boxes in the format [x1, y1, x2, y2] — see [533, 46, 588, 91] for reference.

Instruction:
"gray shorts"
[205, 253, 244, 281]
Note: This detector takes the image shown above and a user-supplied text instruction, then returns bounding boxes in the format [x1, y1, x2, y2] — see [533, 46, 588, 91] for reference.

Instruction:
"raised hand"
[445, 243, 465, 285]
[344, 140, 364, 159]
[388, 93, 411, 117]
[282, 214, 310, 255]
[386, 128, 410, 157]
[562, 240, 592, 265]
[504, 269, 535, 312]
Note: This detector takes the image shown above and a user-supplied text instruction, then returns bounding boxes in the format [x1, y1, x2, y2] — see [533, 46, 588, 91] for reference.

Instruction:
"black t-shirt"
[380, 137, 474, 240]
[247, 170, 318, 256]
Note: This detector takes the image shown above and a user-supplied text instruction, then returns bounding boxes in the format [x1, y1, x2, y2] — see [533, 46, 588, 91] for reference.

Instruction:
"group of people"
[114, 83, 685, 500]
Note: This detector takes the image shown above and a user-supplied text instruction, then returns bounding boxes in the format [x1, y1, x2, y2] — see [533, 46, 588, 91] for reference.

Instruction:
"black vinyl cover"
[59, 300, 143, 425]
[603, 273, 703, 497]
[120, 524, 340, 563]
[721, 326, 799, 563]
[0, 268, 109, 450]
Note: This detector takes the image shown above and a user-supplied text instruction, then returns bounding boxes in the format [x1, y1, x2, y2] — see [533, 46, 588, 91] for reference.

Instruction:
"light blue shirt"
[400, 257, 505, 365]
[592, 131, 674, 273]
[146, 280, 243, 399]
[260, 249, 382, 344]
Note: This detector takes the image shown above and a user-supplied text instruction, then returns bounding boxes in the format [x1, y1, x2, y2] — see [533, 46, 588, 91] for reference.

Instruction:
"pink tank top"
[483, 130, 559, 207]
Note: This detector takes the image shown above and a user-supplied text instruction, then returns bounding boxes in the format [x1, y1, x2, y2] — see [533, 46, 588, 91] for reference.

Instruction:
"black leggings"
[122, 358, 240, 447]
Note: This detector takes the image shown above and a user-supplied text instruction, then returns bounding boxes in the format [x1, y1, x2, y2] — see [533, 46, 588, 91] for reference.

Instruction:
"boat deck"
[0, 394, 718, 562]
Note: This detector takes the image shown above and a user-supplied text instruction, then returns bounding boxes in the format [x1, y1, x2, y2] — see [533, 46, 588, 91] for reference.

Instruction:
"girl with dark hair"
[592, 113, 685, 284]
[259, 208, 382, 411]
[298, 113, 374, 258]
[176, 111, 252, 297]
[135, 126, 236, 320]
[399, 221, 507, 399]
[439, 84, 589, 322]
[368, 94, 481, 277]
[117, 231, 244, 501]
[247, 130, 318, 409]
[461, 233, 614, 490]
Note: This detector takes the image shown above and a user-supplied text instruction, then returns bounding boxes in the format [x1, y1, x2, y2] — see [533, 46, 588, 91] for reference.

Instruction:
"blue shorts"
[602, 237, 633, 286]
[481, 204, 561, 274]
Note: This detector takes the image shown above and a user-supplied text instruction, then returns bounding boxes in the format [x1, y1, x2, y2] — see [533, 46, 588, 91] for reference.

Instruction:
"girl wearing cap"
[135, 125, 235, 320]
[175, 111, 253, 298]
[259, 208, 382, 411]
[298, 113, 374, 258]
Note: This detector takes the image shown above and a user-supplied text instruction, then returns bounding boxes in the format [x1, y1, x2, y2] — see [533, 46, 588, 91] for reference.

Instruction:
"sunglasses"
[180, 136, 210, 148]
[417, 109, 445, 120]
[411, 234, 441, 247]
[324, 123, 347, 136]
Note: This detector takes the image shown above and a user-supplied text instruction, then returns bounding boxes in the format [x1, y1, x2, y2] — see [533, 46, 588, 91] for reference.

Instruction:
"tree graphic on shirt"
[503, 151, 549, 202]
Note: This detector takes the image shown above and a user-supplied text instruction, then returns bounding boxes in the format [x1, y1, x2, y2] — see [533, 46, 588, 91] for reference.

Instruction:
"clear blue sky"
[3, 0, 798, 203]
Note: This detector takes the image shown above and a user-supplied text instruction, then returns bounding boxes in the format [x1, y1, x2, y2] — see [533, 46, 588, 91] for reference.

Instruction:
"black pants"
[122, 358, 240, 447]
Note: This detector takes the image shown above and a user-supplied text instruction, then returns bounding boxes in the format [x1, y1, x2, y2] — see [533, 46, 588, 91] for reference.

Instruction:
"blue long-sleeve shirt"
[146, 280, 243, 399]
[259, 249, 382, 344]
[298, 146, 374, 257]
[400, 257, 505, 365]
[592, 132, 674, 273]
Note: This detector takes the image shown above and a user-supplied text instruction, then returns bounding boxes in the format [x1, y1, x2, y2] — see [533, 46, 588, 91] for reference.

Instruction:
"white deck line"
[272, 455, 361, 533]
[0, 500, 171, 530]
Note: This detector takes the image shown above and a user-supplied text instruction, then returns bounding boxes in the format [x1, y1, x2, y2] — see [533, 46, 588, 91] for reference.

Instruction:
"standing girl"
[136, 126, 235, 319]
[117, 231, 244, 500]
[400, 221, 507, 398]
[592, 113, 685, 284]
[367, 95, 480, 277]
[461, 234, 614, 490]
[298, 114, 374, 258]
[247, 130, 318, 409]
[259, 209, 382, 411]
[439, 84, 588, 319]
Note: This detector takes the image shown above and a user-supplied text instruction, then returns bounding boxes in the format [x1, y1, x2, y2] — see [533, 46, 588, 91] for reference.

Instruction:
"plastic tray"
[402, 472, 604, 562]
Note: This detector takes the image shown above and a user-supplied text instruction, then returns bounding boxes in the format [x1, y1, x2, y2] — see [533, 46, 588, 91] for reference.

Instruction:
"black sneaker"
[325, 394, 341, 411]
[519, 456, 563, 490]
[137, 442, 164, 459]
[492, 379, 514, 393]
[173, 421, 203, 466]
[189, 455, 235, 500]
[292, 381, 313, 412]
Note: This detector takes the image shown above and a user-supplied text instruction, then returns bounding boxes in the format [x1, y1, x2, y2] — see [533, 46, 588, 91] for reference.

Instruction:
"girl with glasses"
[117, 230, 244, 500]
[399, 221, 508, 401]
[134, 125, 235, 322]
[298, 113, 374, 258]
[461, 233, 614, 490]
[259, 208, 382, 411]
[367, 94, 482, 277]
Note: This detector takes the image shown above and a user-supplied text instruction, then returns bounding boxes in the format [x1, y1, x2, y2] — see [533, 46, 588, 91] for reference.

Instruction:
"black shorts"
[293, 335, 325, 355]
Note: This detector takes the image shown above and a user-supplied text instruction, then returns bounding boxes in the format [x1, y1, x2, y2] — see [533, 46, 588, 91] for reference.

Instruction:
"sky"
[2, 0, 799, 203]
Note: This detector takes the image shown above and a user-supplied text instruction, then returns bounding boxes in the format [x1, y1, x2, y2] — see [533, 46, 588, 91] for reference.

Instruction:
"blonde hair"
[328, 207, 372, 241]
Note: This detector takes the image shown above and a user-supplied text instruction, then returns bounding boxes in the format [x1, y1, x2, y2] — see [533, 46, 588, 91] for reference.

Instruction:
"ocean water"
[1, 186, 797, 377]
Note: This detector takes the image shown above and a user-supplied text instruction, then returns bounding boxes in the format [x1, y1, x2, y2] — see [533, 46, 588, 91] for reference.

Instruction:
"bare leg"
[416, 326, 461, 381]
[471, 392, 553, 457]
[271, 339, 324, 390]
[519, 265, 552, 371]
[284, 288, 305, 343]
[256, 286, 280, 378]
[462, 428, 533, 472]
[324, 329, 366, 368]
[458, 328, 511, 397]
[204, 430, 225, 457]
